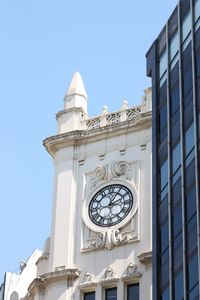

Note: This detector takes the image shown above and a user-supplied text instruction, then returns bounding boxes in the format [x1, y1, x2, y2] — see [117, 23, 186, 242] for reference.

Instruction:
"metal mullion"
[166, 21, 173, 300]
[177, 2, 188, 299]
[190, 0, 200, 296]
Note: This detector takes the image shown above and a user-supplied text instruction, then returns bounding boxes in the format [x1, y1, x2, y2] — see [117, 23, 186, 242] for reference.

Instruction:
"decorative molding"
[36, 253, 49, 265]
[43, 111, 152, 158]
[86, 160, 137, 191]
[56, 107, 86, 119]
[79, 272, 98, 290]
[121, 263, 142, 282]
[24, 268, 80, 300]
[100, 267, 119, 286]
[137, 251, 152, 265]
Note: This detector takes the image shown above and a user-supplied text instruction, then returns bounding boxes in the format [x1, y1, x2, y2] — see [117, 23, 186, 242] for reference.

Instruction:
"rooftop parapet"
[56, 73, 152, 134]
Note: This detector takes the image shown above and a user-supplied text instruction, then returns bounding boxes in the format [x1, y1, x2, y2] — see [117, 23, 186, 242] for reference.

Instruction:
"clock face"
[88, 184, 133, 227]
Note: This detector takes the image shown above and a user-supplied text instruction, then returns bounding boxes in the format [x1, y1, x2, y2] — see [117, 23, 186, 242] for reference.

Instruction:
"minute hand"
[110, 194, 122, 204]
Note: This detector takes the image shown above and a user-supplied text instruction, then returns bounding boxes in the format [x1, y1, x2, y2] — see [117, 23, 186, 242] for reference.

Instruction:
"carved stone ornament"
[79, 272, 98, 290]
[100, 267, 119, 285]
[94, 166, 108, 181]
[87, 160, 134, 190]
[82, 228, 136, 251]
[121, 263, 142, 282]
[137, 251, 152, 265]
[111, 161, 129, 177]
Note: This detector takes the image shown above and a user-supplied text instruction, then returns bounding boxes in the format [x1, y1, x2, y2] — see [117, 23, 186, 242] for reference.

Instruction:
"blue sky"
[0, 0, 177, 282]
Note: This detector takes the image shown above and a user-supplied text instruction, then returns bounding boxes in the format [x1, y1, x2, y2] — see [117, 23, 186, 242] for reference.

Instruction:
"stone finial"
[64, 72, 88, 112]
[66, 72, 87, 99]
[121, 100, 128, 110]
[101, 105, 108, 115]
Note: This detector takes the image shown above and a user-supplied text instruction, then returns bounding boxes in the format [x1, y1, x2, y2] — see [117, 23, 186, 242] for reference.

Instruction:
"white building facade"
[2, 73, 152, 300]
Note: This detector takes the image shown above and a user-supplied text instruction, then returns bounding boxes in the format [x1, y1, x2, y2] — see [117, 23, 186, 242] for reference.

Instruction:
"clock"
[88, 184, 133, 227]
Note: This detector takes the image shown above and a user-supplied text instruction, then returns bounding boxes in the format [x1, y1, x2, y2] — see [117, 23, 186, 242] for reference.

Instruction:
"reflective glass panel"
[170, 32, 179, 61]
[174, 271, 184, 300]
[127, 283, 139, 300]
[182, 12, 192, 42]
[84, 292, 95, 300]
[160, 222, 169, 253]
[189, 283, 199, 300]
[194, 0, 200, 23]
[161, 288, 169, 300]
[172, 142, 181, 174]
[188, 254, 199, 291]
[159, 50, 167, 78]
[161, 160, 168, 190]
[105, 288, 117, 300]
[185, 123, 194, 156]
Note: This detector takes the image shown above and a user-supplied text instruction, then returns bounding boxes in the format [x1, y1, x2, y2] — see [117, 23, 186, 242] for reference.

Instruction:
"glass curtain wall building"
[146, 0, 200, 299]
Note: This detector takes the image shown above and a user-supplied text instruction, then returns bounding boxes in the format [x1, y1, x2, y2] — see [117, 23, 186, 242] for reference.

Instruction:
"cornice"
[56, 107, 87, 119]
[43, 111, 152, 157]
[24, 268, 80, 299]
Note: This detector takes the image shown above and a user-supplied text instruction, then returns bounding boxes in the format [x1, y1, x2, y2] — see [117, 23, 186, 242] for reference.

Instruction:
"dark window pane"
[183, 66, 193, 97]
[189, 283, 199, 300]
[160, 160, 168, 190]
[185, 148, 195, 167]
[158, 28, 167, 55]
[171, 118, 180, 147]
[161, 287, 169, 300]
[188, 254, 199, 291]
[195, 48, 200, 78]
[127, 283, 139, 300]
[185, 124, 194, 157]
[172, 233, 183, 271]
[180, 0, 190, 20]
[172, 167, 181, 185]
[172, 202, 182, 237]
[159, 139, 168, 164]
[186, 185, 196, 221]
[170, 61, 179, 86]
[105, 288, 117, 300]
[160, 222, 169, 253]
[172, 142, 181, 174]
[84, 292, 95, 300]
[169, 8, 178, 39]
[159, 104, 167, 132]
[174, 271, 184, 300]
[172, 177, 181, 206]
[186, 215, 197, 255]
[183, 87, 193, 109]
[161, 250, 169, 288]
[185, 159, 195, 189]
[182, 43, 192, 71]
[195, 26, 200, 51]
[171, 83, 180, 115]
[182, 43, 192, 97]
[184, 99, 193, 131]
[159, 196, 168, 223]
[161, 186, 168, 202]
[159, 80, 167, 105]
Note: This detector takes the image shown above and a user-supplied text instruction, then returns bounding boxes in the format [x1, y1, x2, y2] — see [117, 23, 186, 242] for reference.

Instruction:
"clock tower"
[25, 73, 152, 300]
